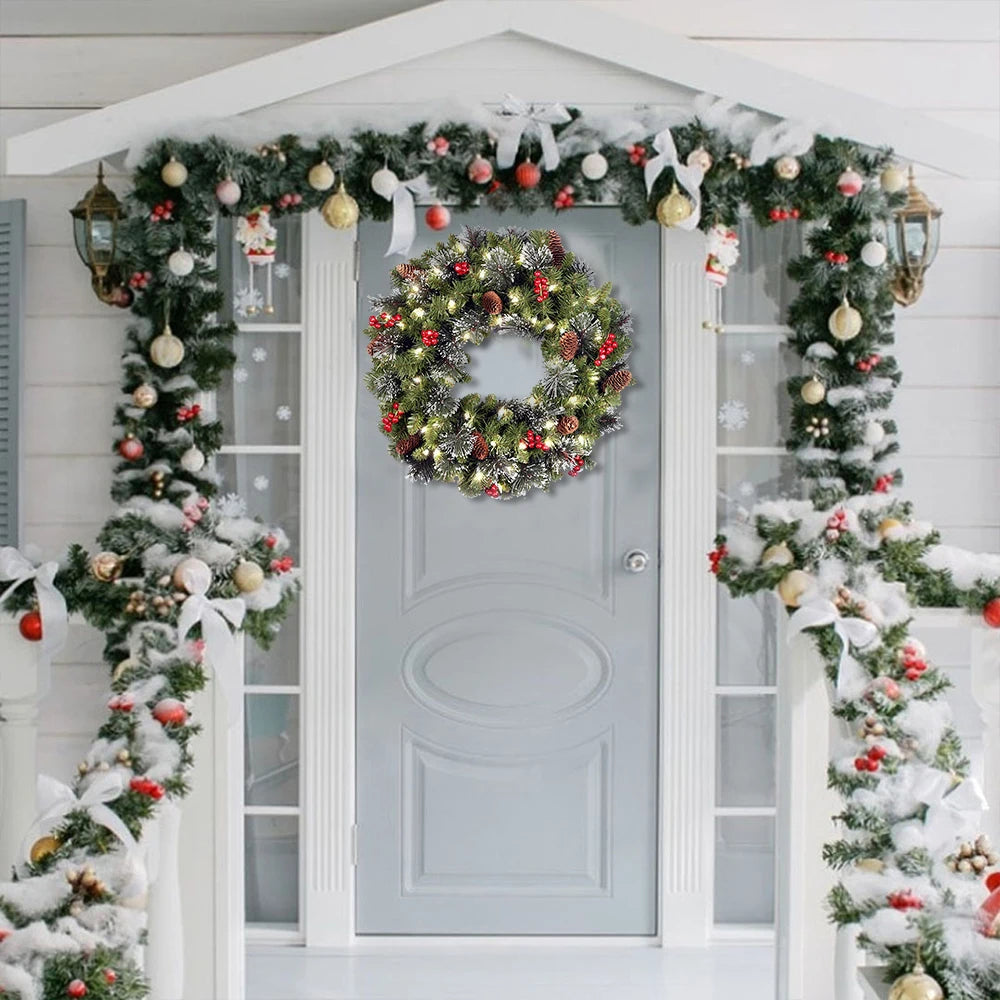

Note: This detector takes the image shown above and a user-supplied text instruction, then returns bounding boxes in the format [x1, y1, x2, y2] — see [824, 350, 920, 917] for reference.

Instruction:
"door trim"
[299, 215, 719, 946]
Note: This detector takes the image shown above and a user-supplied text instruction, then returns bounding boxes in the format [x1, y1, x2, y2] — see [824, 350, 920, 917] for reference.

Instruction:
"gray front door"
[356, 207, 660, 934]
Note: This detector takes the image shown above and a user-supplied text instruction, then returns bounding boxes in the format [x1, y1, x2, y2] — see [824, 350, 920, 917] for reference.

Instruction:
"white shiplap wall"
[1, 1, 997, 778]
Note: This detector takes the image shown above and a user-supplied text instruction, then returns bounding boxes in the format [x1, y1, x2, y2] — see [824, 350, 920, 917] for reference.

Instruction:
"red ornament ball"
[984, 597, 1000, 629]
[103, 970, 117, 985]
[466, 155, 493, 185]
[67, 981, 88, 999]
[113, 286, 135, 309]
[19, 610, 43, 642]
[118, 436, 144, 461]
[153, 698, 189, 726]
[514, 160, 541, 189]
[425, 204, 451, 231]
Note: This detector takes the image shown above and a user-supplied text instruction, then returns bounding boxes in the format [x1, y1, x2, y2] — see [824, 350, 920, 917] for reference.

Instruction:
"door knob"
[623, 549, 650, 573]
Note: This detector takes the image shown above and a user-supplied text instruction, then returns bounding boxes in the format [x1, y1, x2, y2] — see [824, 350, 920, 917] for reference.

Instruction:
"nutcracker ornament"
[235, 205, 278, 315]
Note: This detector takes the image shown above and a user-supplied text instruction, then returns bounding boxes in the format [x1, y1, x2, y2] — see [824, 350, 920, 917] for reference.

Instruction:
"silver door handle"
[623, 549, 650, 573]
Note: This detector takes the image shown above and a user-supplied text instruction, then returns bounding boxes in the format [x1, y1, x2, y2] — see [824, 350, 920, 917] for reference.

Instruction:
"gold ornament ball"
[149, 325, 185, 368]
[880, 164, 908, 194]
[777, 569, 814, 608]
[888, 967, 943, 1000]
[800, 376, 826, 405]
[656, 182, 694, 228]
[774, 155, 801, 181]
[90, 550, 124, 582]
[321, 180, 360, 230]
[161, 156, 188, 187]
[132, 383, 158, 409]
[828, 299, 863, 341]
[761, 542, 794, 568]
[878, 517, 904, 540]
[233, 560, 265, 593]
[30, 834, 61, 864]
[308, 160, 336, 191]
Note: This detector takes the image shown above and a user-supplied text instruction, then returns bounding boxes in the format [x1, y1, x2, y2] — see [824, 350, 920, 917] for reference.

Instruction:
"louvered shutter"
[0, 200, 25, 547]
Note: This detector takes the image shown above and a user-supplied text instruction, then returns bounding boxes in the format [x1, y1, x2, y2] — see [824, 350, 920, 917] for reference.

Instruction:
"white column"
[658, 228, 717, 945]
[971, 622, 1000, 840]
[146, 801, 184, 1000]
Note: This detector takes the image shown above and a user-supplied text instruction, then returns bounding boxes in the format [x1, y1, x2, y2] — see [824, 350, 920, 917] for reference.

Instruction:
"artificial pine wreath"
[364, 227, 633, 499]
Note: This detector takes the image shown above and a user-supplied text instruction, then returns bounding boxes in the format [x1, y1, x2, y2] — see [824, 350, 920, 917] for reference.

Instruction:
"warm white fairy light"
[544, 420, 556, 429]
[567, 395, 581, 406]
[413, 347, 423, 356]
[472, 469, 485, 482]
[478, 269, 486, 279]
[413, 376, 422, 384]
[518, 441, 528, 451]
[510, 293, 520, 304]
[412, 307, 425, 318]
[549, 284, 559, 293]
[447, 299, 457, 312]
[544, 322, 554, 330]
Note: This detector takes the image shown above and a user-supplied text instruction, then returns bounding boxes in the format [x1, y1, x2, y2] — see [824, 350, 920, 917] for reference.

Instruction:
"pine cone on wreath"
[559, 331, 579, 360]
[602, 369, 633, 394]
[395, 263, 422, 283]
[556, 414, 579, 435]
[547, 230, 565, 265]
[472, 432, 489, 461]
[482, 290, 504, 315]
[368, 331, 395, 357]
[396, 433, 422, 456]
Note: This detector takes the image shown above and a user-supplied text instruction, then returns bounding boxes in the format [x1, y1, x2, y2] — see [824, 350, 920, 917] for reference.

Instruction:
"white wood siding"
[1, 2, 997, 782]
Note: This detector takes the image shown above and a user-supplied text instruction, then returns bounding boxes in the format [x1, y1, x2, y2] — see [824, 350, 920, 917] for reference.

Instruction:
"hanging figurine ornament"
[235, 205, 278, 314]
[704, 224, 740, 286]
[321, 177, 360, 230]
[362, 227, 633, 500]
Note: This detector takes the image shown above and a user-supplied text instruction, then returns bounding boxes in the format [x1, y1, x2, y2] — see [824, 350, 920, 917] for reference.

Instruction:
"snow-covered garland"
[365, 227, 633, 498]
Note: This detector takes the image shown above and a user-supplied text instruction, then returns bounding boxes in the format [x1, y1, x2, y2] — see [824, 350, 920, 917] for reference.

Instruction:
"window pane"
[717, 590, 778, 687]
[246, 603, 300, 687]
[721, 217, 803, 326]
[245, 815, 299, 925]
[717, 453, 800, 523]
[217, 330, 301, 447]
[245, 694, 299, 807]
[714, 816, 775, 924]
[716, 695, 776, 807]
[215, 454, 301, 550]
[219, 214, 302, 325]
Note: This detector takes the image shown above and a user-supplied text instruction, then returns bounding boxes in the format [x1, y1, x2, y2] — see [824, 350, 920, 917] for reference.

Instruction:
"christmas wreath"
[364, 227, 633, 499]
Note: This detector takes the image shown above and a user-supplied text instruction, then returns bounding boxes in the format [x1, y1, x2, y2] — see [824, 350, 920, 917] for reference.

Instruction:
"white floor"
[246, 944, 775, 1000]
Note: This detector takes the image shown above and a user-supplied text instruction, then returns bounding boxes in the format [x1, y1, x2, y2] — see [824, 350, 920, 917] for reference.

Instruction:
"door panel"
[356, 207, 660, 934]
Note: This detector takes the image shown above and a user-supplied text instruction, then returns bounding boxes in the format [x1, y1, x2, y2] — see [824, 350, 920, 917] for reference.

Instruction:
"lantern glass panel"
[72, 216, 90, 265]
[90, 215, 115, 265]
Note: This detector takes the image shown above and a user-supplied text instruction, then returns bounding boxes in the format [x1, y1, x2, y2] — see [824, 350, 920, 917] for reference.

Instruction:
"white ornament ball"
[580, 151, 609, 181]
[161, 156, 188, 187]
[173, 556, 212, 595]
[233, 560, 265, 593]
[861, 240, 888, 268]
[880, 165, 908, 194]
[308, 160, 336, 191]
[686, 147, 713, 173]
[167, 249, 195, 277]
[149, 327, 185, 368]
[215, 177, 241, 206]
[180, 446, 205, 473]
[371, 167, 400, 200]
[864, 421, 886, 446]
[774, 155, 801, 181]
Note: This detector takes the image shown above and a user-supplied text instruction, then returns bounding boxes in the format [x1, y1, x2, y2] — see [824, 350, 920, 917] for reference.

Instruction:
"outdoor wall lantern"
[886, 166, 942, 307]
[71, 162, 128, 306]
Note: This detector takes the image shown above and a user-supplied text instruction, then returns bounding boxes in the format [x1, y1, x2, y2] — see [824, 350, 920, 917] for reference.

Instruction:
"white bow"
[495, 94, 572, 171]
[384, 174, 434, 258]
[27, 772, 137, 859]
[910, 764, 988, 853]
[177, 593, 246, 726]
[787, 598, 878, 699]
[643, 127, 703, 231]
[0, 546, 69, 670]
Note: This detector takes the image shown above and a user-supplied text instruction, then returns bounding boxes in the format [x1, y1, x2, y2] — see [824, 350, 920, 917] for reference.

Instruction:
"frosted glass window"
[714, 817, 776, 924]
[717, 590, 779, 687]
[214, 454, 301, 550]
[219, 215, 302, 325]
[721, 216, 803, 325]
[245, 816, 299, 924]
[717, 453, 800, 522]
[246, 604, 300, 687]
[716, 695, 776, 807]
[245, 695, 300, 807]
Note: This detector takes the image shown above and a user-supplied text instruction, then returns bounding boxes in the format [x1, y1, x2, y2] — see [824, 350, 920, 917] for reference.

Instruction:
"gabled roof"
[5, 0, 993, 176]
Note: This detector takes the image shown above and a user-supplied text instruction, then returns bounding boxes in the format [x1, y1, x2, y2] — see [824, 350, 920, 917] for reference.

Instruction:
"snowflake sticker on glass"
[718, 399, 750, 432]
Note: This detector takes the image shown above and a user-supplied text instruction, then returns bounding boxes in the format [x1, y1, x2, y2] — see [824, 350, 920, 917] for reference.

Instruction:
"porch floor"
[245, 943, 774, 999]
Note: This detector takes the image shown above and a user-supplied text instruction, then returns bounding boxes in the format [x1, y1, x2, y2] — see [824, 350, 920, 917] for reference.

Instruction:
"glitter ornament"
[29, 834, 60, 863]
[180, 446, 205, 472]
[656, 183, 694, 227]
[828, 299, 863, 341]
[307, 160, 335, 191]
[887, 965, 943, 1000]
[880, 164, 908, 193]
[371, 167, 400, 199]
[514, 160, 541, 189]
[774, 155, 801, 180]
[215, 177, 241, 206]
[118, 436, 144, 461]
[167, 248, 195, 277]
[149, 325, 185, 368]
[581, 151, 609, 180]
[161, 156, 188, 187]
[90, 551, 123, 582]
[321, 180, 360, 230]
[761, 542, 795, 568]
[777, 569, 814, 607]
[132, 383, 158, 408]
[800, 376, 826, 405]
[467, 155, 494, 184]
[233, 560, 265, 593]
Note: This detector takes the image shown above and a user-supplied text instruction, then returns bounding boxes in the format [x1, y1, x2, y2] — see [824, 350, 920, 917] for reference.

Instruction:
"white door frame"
[293, 216, 721, 949]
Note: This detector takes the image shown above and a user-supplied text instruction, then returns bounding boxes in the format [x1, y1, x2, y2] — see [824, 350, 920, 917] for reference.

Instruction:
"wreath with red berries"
[363, 227, 634, 499]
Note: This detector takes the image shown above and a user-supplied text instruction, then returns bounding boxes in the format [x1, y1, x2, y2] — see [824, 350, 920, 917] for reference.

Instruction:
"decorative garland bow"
[384, 173, 433, 257]
[0, 547, 69, 666]
[787, 597, 878, 699]
[643, 127, 704, 231]
[28, 772, 137, 858]
[910, 765, 989, 851]
[495, 94, 572, 171]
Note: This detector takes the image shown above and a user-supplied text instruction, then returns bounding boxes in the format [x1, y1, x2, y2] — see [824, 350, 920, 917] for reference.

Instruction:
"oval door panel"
[402, 612, 613, 728]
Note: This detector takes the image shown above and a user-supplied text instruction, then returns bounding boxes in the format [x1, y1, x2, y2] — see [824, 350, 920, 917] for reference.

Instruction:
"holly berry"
[533, 271, 549, 302]
[19, 610, 43, 642]
[874, 474, 895, 493]
[381, 402, 403, 433]
[129, 270, 152, 290]
[129, 776, 165, 800]
[67, 981, 87, 999]
[426, 135, 450, 157]
[277, 192, 303, 208]
[568, 454, 586, 478]
[824, 251, 849, 265]
[867, 745, 888, 763]
[627, 144, 647, 166]
[708, 544, 728, 575]
[594, 332, 618, 367]
[854, 757, 870, 772]
[520, 430, 548, 451]
[553, 184, 575, 210]
[270, 555, 294, 574]
[368, 312, 402, 330]
[264, 534, 278, 549]
[882, 678, 901, 700]
[514, 160, 541, 189]
[421, 329, 440, 347]
[452, 260, 470, 277]
[107, 693, 135, 713]
[984, 598, 1000, 629]
[484, 483, 500, 498]
[887, 889, 923, 911]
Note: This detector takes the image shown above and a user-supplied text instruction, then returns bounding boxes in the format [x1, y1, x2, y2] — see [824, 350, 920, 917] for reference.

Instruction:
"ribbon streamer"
[495, 94, 572, 171]
[383, 174, 433, 258]
[643, 127, 704, 231]
[27, 772, 137, 859]
[787, 597, 878, 699]
[177, 592, 246, 726]
[0, 547, 69, 669]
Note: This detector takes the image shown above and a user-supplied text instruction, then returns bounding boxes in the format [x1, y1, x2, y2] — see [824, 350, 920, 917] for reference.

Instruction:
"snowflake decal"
[275, 405, 292, 421]
[233, 287, 263, 318]
[718, 399, 750, 431]
[737, 480, 756, 498]
[274, 262, 291, 279]
[215, 492, 248, 518]
[251, 347, 268, 363]
[253, 475, 270, 492]
[233, 366, 249, 384]
[740, 350, 756, 366]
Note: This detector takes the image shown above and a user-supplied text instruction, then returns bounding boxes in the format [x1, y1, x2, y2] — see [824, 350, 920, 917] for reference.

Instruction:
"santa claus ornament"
[235, 206, 278, 315]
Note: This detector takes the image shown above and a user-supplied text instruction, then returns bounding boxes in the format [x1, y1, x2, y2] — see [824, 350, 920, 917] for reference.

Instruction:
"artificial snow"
[922, 544, 1000, 590]
[896, 699, 953, 753]
[861, 907, 921, 946]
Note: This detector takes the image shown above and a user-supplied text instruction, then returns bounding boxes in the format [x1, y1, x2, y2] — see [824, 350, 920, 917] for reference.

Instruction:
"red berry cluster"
[824, 250, 849, 265]
[874, 473, 895, 493]
[854, 744, 887, 772]
[427, 135, 450, 156]
[107, 693, 135, 713]
[708, 543, 728, 575]
[130, 776, 165, 800]
[264, 534, 278, 549]
[627, 144, 647, 166]
[487, 179, 503, 195]
[887, 889, 923, 911]
[900, 644, 929, 682]
[533, 271, 549, 302]
[421, 329, 440, 346]
[568, 455, 585, 477]
[484, 483, 501, 498]
[277, 192, 303, 209]
[521, 430, 549, 451]
[176, 403, 201, 423]
[381, 402, 403, 433]
[270, 555, 294, 573]
[369, 312, 402, 329]
[129, 270, 153, 290]
[855, 353, 882, 373]
[767, 206, 800, 222]
[594, 332, 618, 367]
[452, 260, 469, 276]
[150, 200, 175, 222]
[553, 184, 575, 210]
[824, 508, 849, 542]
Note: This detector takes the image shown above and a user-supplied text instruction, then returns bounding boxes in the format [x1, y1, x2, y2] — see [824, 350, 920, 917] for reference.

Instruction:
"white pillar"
[146, 800, 184, 1000]
[971, 623, 1000, 840]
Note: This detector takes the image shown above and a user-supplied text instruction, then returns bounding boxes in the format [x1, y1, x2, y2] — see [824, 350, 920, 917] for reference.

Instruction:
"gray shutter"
[0, 200, 25, 547]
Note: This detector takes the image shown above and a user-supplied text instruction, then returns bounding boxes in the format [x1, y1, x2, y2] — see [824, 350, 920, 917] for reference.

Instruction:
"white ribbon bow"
[0, 547, 69, 668]
[495, 94, 572, 171]
[910, 764, 989, 852]
[384, 174, 433, 258]
[787, 598, 878, 699]
[28, 772, 137, 858]
[177, 592, 246, 726]
[643, 127, 704, 231]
